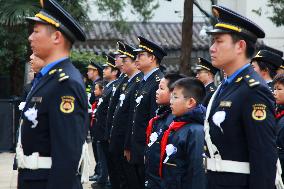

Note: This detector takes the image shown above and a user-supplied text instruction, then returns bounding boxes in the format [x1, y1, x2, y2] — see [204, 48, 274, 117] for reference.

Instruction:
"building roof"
[73, 21, 209, 53]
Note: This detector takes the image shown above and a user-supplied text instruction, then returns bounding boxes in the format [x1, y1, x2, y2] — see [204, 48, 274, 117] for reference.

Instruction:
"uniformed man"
[251, 50, 283, 90]
[204, 5, 278, 189]
[86, 61, 103, 182]
[17, 0, 88, 189]
[92, 55, 120, 189]
[195, 57, 219, 106]
[125, 36, 167, 189]
[109, 43, 142, 189]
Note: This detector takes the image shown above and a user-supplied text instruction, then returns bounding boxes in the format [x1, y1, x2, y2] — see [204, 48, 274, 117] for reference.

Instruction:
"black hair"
[95, 81, 104, 90]
[273, 74, 284, 86]
[231, 33, 256, 59]
[163, 72, 186, 91]
[109, 66, 121, 78]
[256, 61, 277, 79]
[172, 77, 206, 104]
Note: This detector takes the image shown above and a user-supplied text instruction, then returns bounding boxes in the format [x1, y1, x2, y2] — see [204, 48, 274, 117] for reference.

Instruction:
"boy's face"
[94, 84, 102, 97]
[274, 82, 284, 105]
[170, 87, 194, 117]
[156, 78, 170, 105]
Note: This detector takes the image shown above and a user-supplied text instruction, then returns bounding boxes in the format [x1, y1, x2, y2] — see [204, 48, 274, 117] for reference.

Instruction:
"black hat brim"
[206, 28, 233, 35]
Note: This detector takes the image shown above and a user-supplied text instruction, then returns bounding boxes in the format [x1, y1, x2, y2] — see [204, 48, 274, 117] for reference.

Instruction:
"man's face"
[210, 33, 238, 69]
[122, 57, 135, 75]
[87, 68, 98, 80]
[115, 55, 123, 71]
[28, 23, 54, 60]
[251, 61, 261, 75]
[135, 52, 152, 72]
[196, 70, 210, 85]
[29, 54, 45, 73]
[103, 66, 112, 80]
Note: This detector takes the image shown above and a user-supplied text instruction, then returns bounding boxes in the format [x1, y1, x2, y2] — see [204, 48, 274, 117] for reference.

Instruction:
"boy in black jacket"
[145, 73, 185, 189]
[160, 77, 206, 189]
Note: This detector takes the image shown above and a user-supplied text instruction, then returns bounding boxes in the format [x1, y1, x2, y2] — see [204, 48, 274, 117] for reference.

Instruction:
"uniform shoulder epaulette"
[57, 68, 70, 82]
[210, 86, 215, 92]
[242, 74, 260, 88]
[136, 76, 141, 83]
[155, 74, 162, 82]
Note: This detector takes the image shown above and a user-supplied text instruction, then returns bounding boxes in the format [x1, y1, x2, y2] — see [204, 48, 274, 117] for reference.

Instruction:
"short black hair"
[256, 61, 277, 79]
[95, 81, 104, 90]
[231, 33, 256, 59]
[164, 72, 186, 91]
[172, 77, 206, 104]
[273, 74, 284, 86]
[109, 66, 121, 78]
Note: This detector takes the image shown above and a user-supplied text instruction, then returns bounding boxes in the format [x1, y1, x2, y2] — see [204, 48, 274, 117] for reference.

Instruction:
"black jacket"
[202, 82, 216, 107]
[109, 72, 142, 154]
[162, 105, 206, 189]
[206, 65, 277, 189]
[93, 79, 118, 141]
[145, 106, 173, 189]
[19, 59, 88, 189]
[129, 68, 164, 164]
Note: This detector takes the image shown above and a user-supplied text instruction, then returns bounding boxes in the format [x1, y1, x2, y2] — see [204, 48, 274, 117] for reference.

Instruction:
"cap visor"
[206, 28, 232, 35]
[26, 17, 47, 24]
[133, 48, 145, 52]
[120, 55, 127, 58]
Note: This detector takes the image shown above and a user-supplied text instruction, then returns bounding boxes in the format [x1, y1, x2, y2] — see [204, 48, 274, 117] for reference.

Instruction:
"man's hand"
[124, 150, 131, 162]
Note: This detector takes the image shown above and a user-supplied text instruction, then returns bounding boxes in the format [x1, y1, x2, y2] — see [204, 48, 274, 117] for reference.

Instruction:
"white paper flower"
[97, 98, 103, 107]
[24, 107, 38, 128]
[18, 102, 26, 111]
[148, 132, 158, 147]
[163, 144, 177, 163]
[135, 95, 143, 106]
[112, 87, 116, 95]
[119, 94, 126, 107]
[212, 111, 226, 133]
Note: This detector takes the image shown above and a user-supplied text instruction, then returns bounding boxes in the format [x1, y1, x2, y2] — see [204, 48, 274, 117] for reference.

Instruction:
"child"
[90, 81, 104, 127]
[273, 74, 284, 182]
[145, 73, 185, 189]
[160, 77, 206, 189]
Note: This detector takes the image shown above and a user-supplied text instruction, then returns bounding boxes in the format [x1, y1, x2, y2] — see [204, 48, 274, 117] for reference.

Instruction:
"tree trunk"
[179, 0, 193, 76]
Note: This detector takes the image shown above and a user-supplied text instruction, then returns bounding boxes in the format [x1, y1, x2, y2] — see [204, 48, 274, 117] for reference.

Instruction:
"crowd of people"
[14, 0, 284, 189]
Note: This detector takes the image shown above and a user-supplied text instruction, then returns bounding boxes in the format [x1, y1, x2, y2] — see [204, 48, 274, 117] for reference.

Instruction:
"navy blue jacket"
[206, 66, 277, 189]
[145, 106, 173, 189]
[109, 73, 142, 154]
[19, 59, 88, 189]
[202, 82, 216, 107]
[129, 69, 164, 164]
[162, 105, 206, 189]
[93, 79, 118, 141]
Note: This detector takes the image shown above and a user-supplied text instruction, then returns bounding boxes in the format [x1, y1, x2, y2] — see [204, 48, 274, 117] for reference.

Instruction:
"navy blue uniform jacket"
[206, 66, 277, 189]
[19, 59, 88, 189]
[129, 69, 164, 164]
[145, 106, 173, 189]
[162, 105, 206, 189]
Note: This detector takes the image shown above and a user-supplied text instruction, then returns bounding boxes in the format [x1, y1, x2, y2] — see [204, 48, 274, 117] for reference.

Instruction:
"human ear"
[186, 97, 197, 109]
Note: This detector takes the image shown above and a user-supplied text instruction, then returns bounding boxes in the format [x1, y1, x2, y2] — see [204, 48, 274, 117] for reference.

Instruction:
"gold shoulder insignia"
[243, 75, 260, 88]
[155, 75, 161, 82]
[49, 69, 57, 75]
[235, 77, 243, 83]
[58, 72, 69, 82]
[58, 68, 63, 72]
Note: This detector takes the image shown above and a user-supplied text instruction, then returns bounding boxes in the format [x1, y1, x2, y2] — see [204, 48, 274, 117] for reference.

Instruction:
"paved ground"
[0, 144, 95, 189]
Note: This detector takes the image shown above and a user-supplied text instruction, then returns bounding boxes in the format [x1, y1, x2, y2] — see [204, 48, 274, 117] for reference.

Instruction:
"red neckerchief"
[90, 101, 98, 127]
[159, 121, 187, 177]
[276, 110, 284, 119]
[146, 116, 160, 144]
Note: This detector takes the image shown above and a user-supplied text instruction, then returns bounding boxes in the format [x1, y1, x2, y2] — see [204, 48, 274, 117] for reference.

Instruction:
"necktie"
[218, 80, 228, 96]
[159, 121, 187, 177]
[32, 72, 43, 87]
